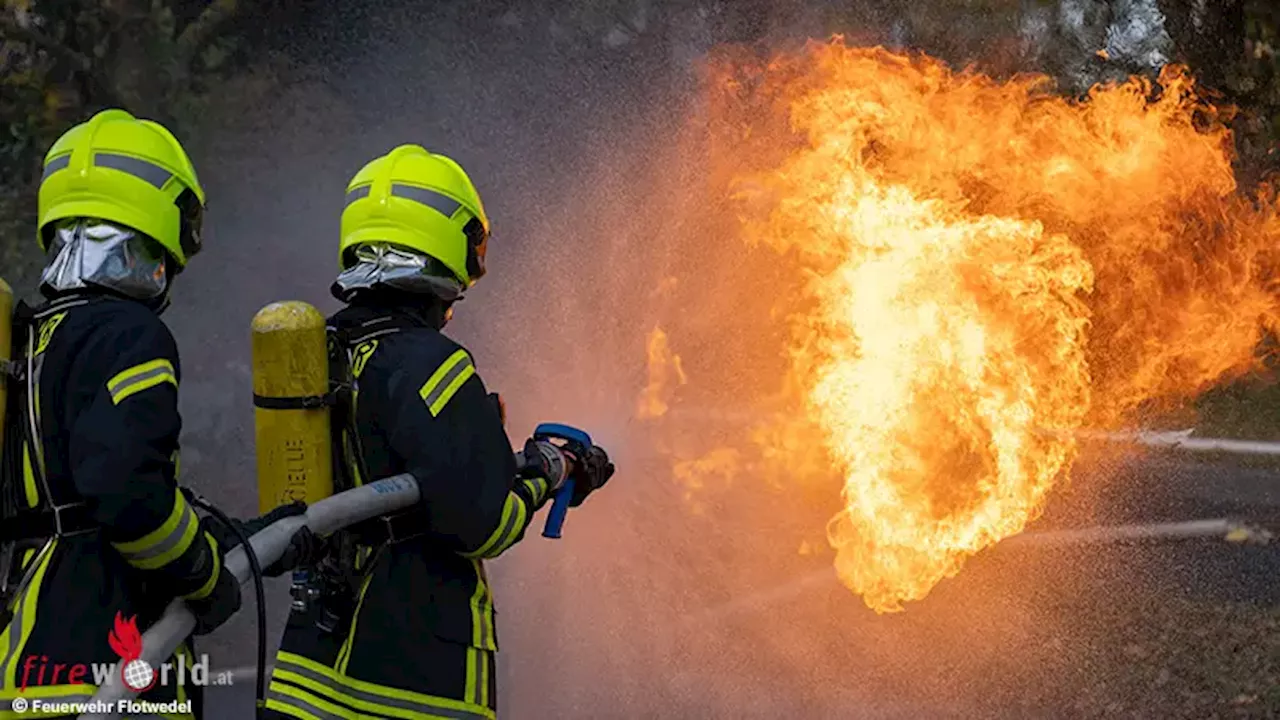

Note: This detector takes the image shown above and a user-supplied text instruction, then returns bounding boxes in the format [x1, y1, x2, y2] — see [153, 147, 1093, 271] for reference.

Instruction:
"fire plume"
[647, 40, 1280, 613]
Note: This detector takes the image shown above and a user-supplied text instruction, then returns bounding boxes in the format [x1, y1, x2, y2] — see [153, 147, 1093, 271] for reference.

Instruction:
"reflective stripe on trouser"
[265, 651, 494, 720]
[0, 541, 57, 690]
[0, 540, 196, 718]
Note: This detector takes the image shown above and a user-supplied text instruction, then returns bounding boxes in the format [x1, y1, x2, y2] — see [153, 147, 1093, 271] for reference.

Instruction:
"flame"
[108, 612, 142, 661]
[650, 40, 1280, 613]
[671, 447, 741, 514]
[637, 325, 687, 419]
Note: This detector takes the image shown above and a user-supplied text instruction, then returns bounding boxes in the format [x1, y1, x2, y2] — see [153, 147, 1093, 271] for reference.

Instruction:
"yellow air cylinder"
[0, 277, 12, 465]
[251, 301, 333, 514]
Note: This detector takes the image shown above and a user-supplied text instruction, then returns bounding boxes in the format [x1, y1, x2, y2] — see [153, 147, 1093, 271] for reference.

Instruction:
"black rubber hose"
[185, 491, 268, 718]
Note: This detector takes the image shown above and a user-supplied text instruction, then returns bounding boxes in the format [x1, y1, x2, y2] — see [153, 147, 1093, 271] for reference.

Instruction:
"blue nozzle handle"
[542, 479, 575, 539]
[534, 423, 592, 539]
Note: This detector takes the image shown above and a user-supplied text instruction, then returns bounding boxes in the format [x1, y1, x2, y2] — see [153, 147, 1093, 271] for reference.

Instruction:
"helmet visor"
[40, 219, 168, 300]
[332, 243, 466, 302]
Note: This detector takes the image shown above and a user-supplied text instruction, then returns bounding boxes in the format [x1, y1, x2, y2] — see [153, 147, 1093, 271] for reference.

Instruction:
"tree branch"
[0, 12, 91, 72]
[175, 0, 240, 68]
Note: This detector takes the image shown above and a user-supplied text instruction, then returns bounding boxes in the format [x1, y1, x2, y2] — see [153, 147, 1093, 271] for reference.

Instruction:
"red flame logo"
[107, 612, 141, 662]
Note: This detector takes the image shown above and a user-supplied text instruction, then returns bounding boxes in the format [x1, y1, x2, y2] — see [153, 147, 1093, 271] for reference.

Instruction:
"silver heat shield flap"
[40, 220, 168, 300]
[333, 243, 465, 302]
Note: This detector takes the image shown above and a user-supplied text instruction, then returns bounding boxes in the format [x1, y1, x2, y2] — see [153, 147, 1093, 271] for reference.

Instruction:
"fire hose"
[77, 473, 421, 720]
[77, 418, 594, 720]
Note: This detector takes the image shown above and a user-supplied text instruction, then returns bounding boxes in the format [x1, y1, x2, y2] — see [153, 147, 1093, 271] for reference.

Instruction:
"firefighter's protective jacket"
[0, 293, 227, 718]
[264, 302, 552, 720]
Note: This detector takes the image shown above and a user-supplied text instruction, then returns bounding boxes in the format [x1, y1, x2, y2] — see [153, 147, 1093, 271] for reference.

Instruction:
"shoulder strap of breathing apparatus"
[301, 315, 423, 634]
[1, 295, 97, 535]
[331, 315, 431, 547]
[0, 296, 97, 620]
[326, 315, 416, 495]
[0, 300, 32, 532]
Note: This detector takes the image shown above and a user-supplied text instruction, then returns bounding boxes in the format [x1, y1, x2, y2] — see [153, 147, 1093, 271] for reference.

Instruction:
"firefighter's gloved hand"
[518, 438, 572, 492]
[569, 444, 616, 507]
[212, 502, 326, 577]
[266, 525, 327, 577]
[188, 566, 241, 636]
[239, 500, 309, 536]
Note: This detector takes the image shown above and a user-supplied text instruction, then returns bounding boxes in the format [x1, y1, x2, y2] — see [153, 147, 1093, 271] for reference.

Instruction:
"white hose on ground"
[78, 473, 421, 720]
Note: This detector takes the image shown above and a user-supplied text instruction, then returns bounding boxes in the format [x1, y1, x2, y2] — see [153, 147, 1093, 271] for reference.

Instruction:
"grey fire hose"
[78, 473, 421, 720]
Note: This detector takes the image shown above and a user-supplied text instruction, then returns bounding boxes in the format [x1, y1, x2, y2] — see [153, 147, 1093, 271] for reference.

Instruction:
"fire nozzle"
[531, 423, 593, 540]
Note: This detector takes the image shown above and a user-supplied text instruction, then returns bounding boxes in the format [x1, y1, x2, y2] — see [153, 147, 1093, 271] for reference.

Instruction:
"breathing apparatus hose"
[183, 490, 268, 717]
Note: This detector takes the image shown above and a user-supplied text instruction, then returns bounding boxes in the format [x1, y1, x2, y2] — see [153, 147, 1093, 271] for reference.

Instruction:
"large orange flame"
[642, 40, 1280, 614]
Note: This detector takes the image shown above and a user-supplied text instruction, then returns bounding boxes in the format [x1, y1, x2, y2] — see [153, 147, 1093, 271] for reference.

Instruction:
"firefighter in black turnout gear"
[262, 145, 617, 719]
[0, 110, 240, 718]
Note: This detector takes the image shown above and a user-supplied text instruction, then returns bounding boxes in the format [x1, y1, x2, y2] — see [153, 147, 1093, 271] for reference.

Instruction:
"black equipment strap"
[0, 503, 96, 542]
[252, 392, 338, 410]
[349, 511, 427, 546]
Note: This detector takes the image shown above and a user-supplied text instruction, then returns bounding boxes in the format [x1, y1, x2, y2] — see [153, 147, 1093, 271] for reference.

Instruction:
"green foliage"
[0, 0, 250, 293]
[0, 1, 247, 174]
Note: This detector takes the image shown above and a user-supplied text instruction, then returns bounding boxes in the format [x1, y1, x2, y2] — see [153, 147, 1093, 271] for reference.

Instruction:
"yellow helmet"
[339, 144, 491, 287]
[37, 109, 206, 270]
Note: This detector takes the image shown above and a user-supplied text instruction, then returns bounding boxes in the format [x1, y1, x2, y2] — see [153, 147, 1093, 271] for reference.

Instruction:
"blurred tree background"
[3, 0, 1280, 433]
[0, 0, 323, 284]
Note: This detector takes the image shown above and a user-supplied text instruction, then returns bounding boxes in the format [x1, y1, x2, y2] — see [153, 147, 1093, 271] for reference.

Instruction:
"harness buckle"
[380, 514, 403, 544]
[51, 502, 95, 538]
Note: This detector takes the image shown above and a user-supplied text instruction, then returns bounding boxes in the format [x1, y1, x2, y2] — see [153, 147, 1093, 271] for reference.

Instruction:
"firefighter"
[261, 145, 616, 720]
[0, 110, 242, 718]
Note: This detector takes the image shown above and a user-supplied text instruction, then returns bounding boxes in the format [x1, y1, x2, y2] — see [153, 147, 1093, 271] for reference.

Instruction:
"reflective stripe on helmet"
[41, 152, 175, 191]
[94, 152, 173, 189]
[345, 185, 371, 204]
[41, 154, 71, 181]
[345, 183, 463, 220]
[391, 183, 461, 218]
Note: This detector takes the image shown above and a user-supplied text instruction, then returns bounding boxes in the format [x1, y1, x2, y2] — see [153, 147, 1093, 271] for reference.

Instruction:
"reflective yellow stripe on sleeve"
[107, 358, 177, 405]
[418, 349, 475, 416]
[522, 477, 550, 506]
[460, 493, 528, 560]
[182, 533, 221, 601]
[111, 490, 200, 570]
